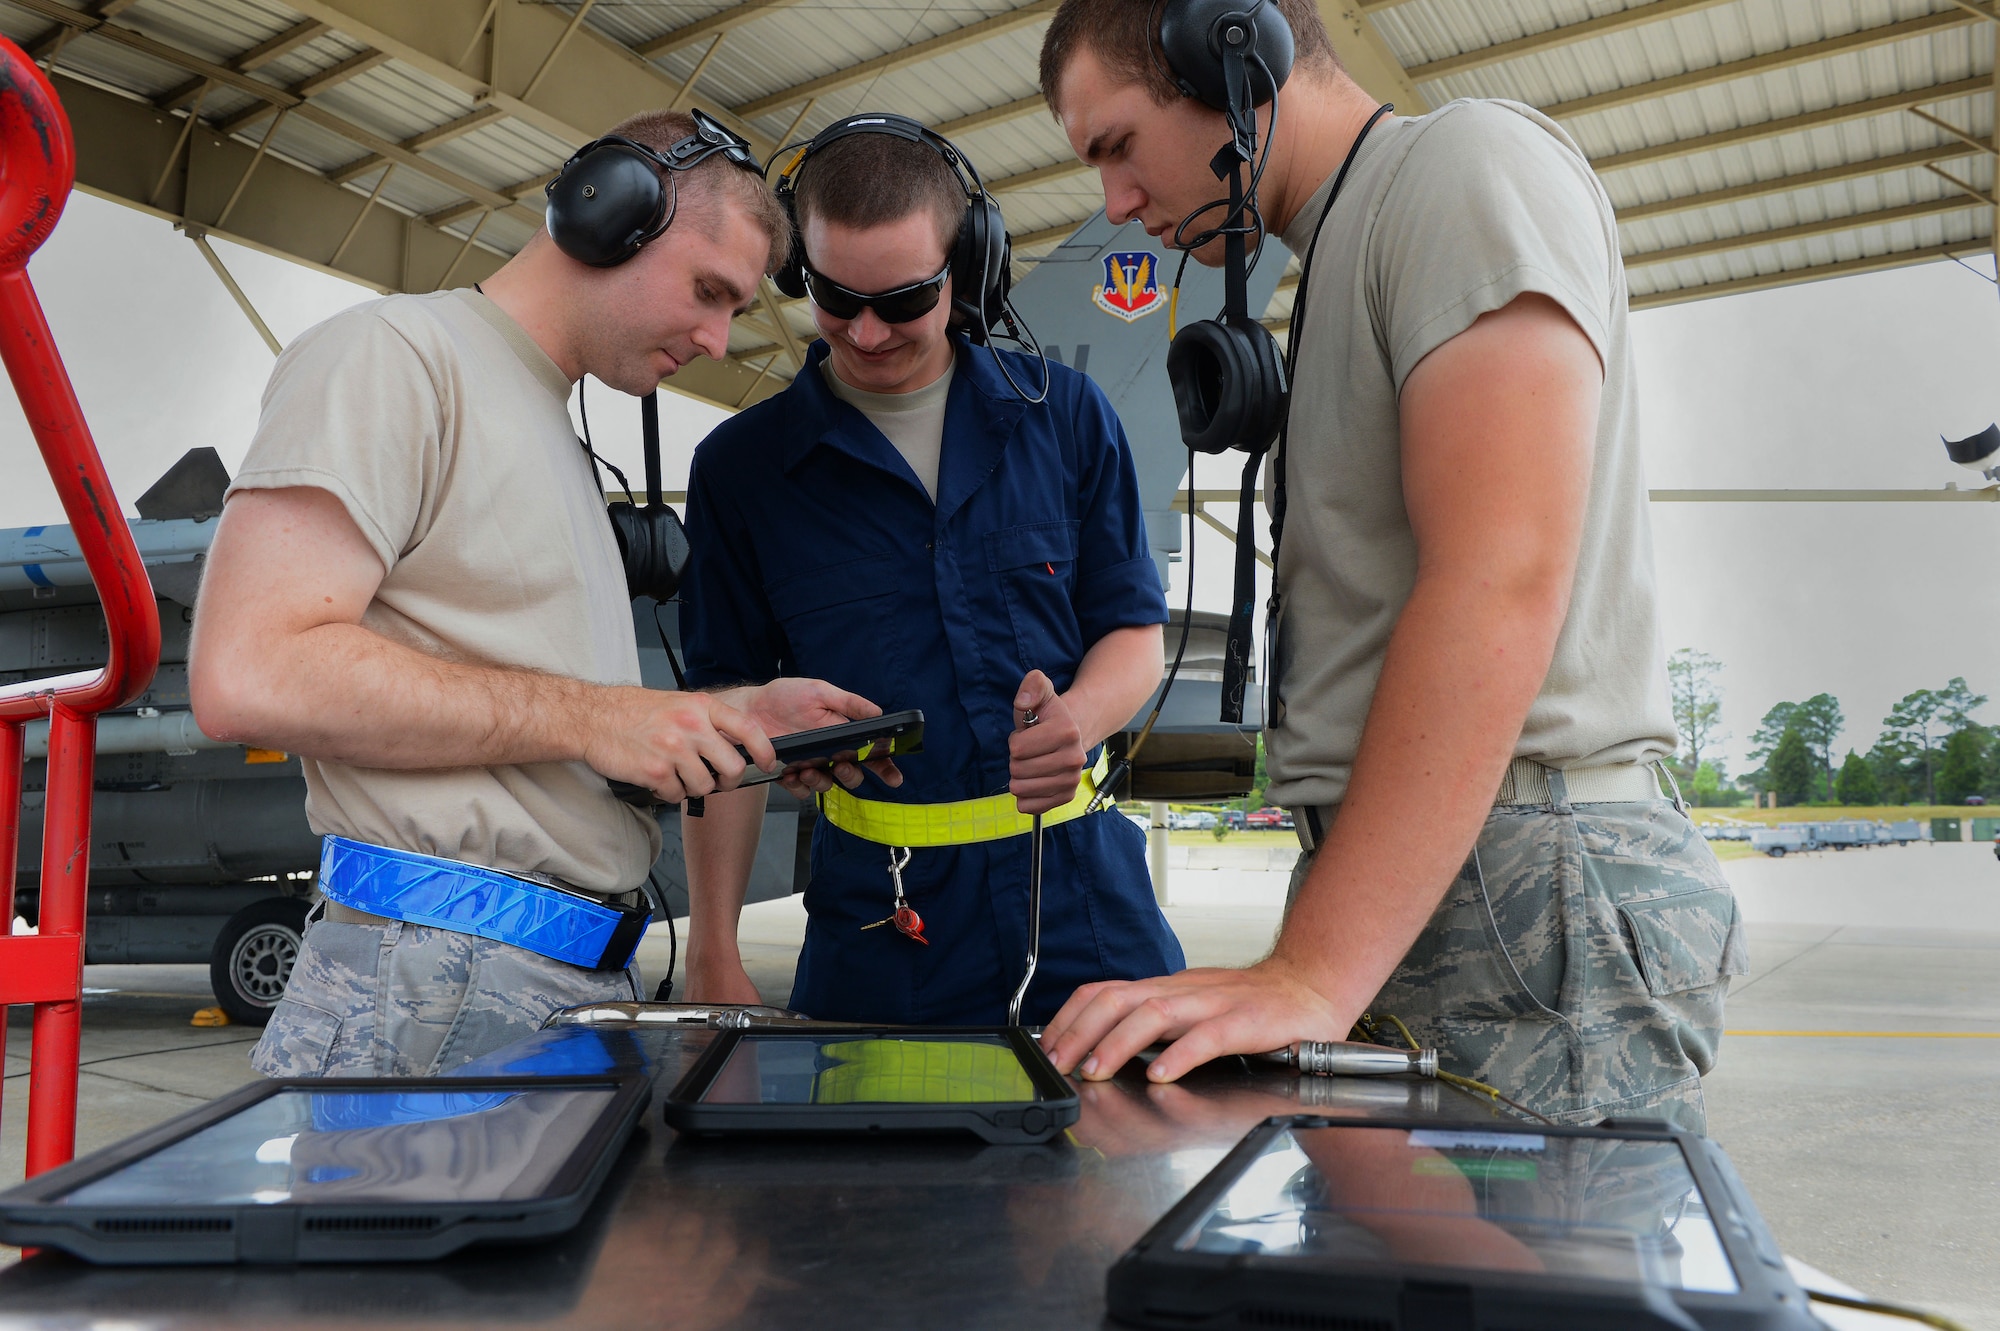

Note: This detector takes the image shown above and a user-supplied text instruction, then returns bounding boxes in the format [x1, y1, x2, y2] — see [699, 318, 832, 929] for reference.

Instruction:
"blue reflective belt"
[317, 836, 649, 972]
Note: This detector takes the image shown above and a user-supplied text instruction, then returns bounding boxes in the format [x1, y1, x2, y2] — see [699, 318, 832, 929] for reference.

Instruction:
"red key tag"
[893, 905, 928, 945]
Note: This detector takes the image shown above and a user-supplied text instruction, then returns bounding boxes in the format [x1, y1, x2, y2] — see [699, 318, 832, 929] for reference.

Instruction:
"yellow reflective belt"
[818, 752, 1111, 847]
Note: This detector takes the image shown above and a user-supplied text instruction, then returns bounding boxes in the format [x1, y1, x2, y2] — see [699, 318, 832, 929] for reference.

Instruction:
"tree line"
[1666, 649, 1990, 807]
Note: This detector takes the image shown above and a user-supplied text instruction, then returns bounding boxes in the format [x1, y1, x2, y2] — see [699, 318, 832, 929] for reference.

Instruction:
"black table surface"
[0, 1020, 1509, 1330]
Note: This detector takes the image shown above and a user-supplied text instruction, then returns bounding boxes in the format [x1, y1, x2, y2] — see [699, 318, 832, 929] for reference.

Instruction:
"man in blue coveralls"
[677, 114, 1184, 1024]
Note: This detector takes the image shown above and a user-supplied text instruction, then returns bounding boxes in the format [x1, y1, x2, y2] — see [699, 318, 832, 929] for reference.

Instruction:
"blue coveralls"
[681, 337, 1185, 1025]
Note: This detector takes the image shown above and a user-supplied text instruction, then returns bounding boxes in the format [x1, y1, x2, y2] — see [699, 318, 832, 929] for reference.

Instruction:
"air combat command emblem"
[1093, 251, 1163, 322]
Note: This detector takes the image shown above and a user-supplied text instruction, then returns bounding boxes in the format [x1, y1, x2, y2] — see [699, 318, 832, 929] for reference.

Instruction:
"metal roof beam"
[1617, 143, 1990, 222]
[236, 18, 334, 72]
[1543, 11, 1977, 123]
[215, 49, 392, 135]
[286, 0, 773, 155]
[1315, 0, 1428, 110]
[50, 68, 509, 295]
[1592, 76, 1992, 174]
[732, 0, 1060, 120]
[939, 95, 1047, 138]
[636, 0, 811, 59]
[1405, 0, 1735, 83]
[1625, 195, 1974, 267]
[991, 158, 1091, 193]
[1630, 241, 1983, 307]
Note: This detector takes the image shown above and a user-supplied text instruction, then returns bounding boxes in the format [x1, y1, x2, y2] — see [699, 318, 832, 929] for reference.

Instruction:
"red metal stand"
[0, 37, 161, 1176]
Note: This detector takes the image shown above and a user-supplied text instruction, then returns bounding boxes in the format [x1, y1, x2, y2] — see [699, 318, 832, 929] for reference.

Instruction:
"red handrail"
[0, 37, 161, 1177]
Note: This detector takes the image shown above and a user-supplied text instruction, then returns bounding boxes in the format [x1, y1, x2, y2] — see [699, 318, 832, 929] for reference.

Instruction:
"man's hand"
[716, 678, 905, 796]
[1011, 670, 1087, 814]
[1039, 955, 1352, 1083]
[583, 689, 774, 804]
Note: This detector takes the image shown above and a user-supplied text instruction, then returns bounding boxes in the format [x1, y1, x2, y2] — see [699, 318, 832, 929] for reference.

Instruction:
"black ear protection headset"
[772, 114, 1009, 341]
[541, 110, 757, 605]
[1157, 0, 1293, 460]
[544, 109, 763, 267]
[1151, 0, 1390, 723]
[770, 113, 1049, 402]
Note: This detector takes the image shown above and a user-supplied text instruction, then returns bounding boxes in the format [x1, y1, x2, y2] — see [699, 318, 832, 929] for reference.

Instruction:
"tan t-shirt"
[226, 288, 660, 892]
[821, 358, 955, 501]
[1264, 98, 1677, 810]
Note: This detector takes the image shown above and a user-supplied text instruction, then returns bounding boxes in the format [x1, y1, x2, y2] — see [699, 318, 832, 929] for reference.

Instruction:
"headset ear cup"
[607, 503, 692, 601]
[546, 146, 670, 267]
[1157, 0, 1296, 111]
[948, 194, 1009, 343]
[1167, 317, 1288, 455]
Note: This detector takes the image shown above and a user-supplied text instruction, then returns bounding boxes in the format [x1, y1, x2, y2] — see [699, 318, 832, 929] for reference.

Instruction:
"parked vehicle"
[1220, 809, 1248, 830]
[1245, 806, 1294, 831]
[1165, 810, 1218, 831]
[1750, 825, 1816, 857]
[1885, 820, 1925, 845]
[1815, 820, 1880, 850]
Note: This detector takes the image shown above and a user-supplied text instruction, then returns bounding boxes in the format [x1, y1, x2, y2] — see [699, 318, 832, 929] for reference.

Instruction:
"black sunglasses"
[804, 259, 952, 324]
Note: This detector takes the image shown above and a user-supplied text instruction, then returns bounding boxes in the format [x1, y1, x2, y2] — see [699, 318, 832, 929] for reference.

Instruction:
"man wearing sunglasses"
[677, 118, 1184, 1024]
[191, 110, 886, 1076]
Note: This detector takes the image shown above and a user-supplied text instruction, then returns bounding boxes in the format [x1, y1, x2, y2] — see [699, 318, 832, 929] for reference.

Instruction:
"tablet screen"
[699, 1033, 1048, 1105]
[1177, 1125, 1739, 1294]
[52, 1086, 616, 1208]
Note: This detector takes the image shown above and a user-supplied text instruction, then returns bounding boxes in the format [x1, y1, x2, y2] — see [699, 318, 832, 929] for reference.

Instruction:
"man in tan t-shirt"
[190, 110, 889, 1077]
[1031, 0, 1743, 1129]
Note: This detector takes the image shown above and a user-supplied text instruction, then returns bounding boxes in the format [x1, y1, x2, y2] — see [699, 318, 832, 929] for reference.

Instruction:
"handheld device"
[1106, 1114, 1818, 1331]
[661, 1026, 1077, 1145]
[0, 1074, 651, 1265]
[609, 708, 924, 804]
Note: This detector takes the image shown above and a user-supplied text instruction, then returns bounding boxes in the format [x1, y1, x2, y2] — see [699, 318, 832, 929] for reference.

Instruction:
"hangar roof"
[2, 0, 1992, 409]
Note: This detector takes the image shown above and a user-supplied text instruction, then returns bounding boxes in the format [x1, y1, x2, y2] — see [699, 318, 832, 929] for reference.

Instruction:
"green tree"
[1667, 649, 1725, 775]
[1767, 728, 1814, 806]
[1936, 726, 1989, 805]
[1792, 693, 1845, 800]
[1866, 738, 1917, 804]
[1689, 761, 1736, 807]
[1748, 701, 1800, 766]
[1833, 749, 1879, 805]
[1883, 680, 1987, 805]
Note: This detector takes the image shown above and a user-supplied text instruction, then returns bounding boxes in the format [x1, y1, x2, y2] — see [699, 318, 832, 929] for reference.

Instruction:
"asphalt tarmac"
[4, 839, 1996, 1328]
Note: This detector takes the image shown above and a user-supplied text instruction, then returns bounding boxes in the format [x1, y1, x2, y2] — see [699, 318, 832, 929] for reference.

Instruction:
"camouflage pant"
[249, 909, 643, 1078]
[1289, 798, 1746, 1132]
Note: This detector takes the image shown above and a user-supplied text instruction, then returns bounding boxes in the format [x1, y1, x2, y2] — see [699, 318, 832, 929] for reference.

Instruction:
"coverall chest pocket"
[765, 552, 904, 698]
[985, 521, 1083, 675]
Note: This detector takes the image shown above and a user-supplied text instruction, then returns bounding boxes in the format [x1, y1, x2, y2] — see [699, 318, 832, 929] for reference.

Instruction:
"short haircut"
[1039, 0, 1341, 112]
[603, 109, 791, 272]
[792, 132, 966, 259]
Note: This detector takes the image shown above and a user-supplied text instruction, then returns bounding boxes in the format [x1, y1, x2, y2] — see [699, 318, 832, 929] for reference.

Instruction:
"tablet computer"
[609, 708, 924, 803]
[661, 1027, 1077, 1145]
[0, 1074, 650, 1265]
[1107, 1114, 1818, 1331]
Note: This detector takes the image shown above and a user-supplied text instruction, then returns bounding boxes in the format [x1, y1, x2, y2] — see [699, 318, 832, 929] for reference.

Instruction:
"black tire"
[209, 897, 311, 1026]
[1768, 846, 1786, 858]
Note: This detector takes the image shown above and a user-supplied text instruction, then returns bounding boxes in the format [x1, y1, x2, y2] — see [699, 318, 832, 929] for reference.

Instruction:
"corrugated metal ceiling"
[1, 0, 1992, 373]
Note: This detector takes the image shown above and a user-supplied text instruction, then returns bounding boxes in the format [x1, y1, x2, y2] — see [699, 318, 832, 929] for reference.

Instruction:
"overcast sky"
[3, 191, 1996, 775]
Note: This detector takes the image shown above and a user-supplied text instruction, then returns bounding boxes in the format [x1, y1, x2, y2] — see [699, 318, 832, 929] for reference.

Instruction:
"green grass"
[1688, 804, 1988, 827]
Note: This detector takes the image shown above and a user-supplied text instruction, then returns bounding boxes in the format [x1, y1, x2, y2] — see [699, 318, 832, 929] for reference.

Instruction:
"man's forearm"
[199, 619, 608, 770]
[1269, 569, 1565, 1019]
[1062, 623, 1165, 746]
[683, 784, 769, 972]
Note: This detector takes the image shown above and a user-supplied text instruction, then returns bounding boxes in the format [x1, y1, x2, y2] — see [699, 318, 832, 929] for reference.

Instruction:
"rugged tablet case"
[1105, 1114, 1822, 1331]
[661, 1025, 1078, 1145]
[0, 1074, 650, 1265]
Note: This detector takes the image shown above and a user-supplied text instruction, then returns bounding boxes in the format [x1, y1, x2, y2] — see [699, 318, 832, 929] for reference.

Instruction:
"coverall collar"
[781, 336, 1029, 524]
